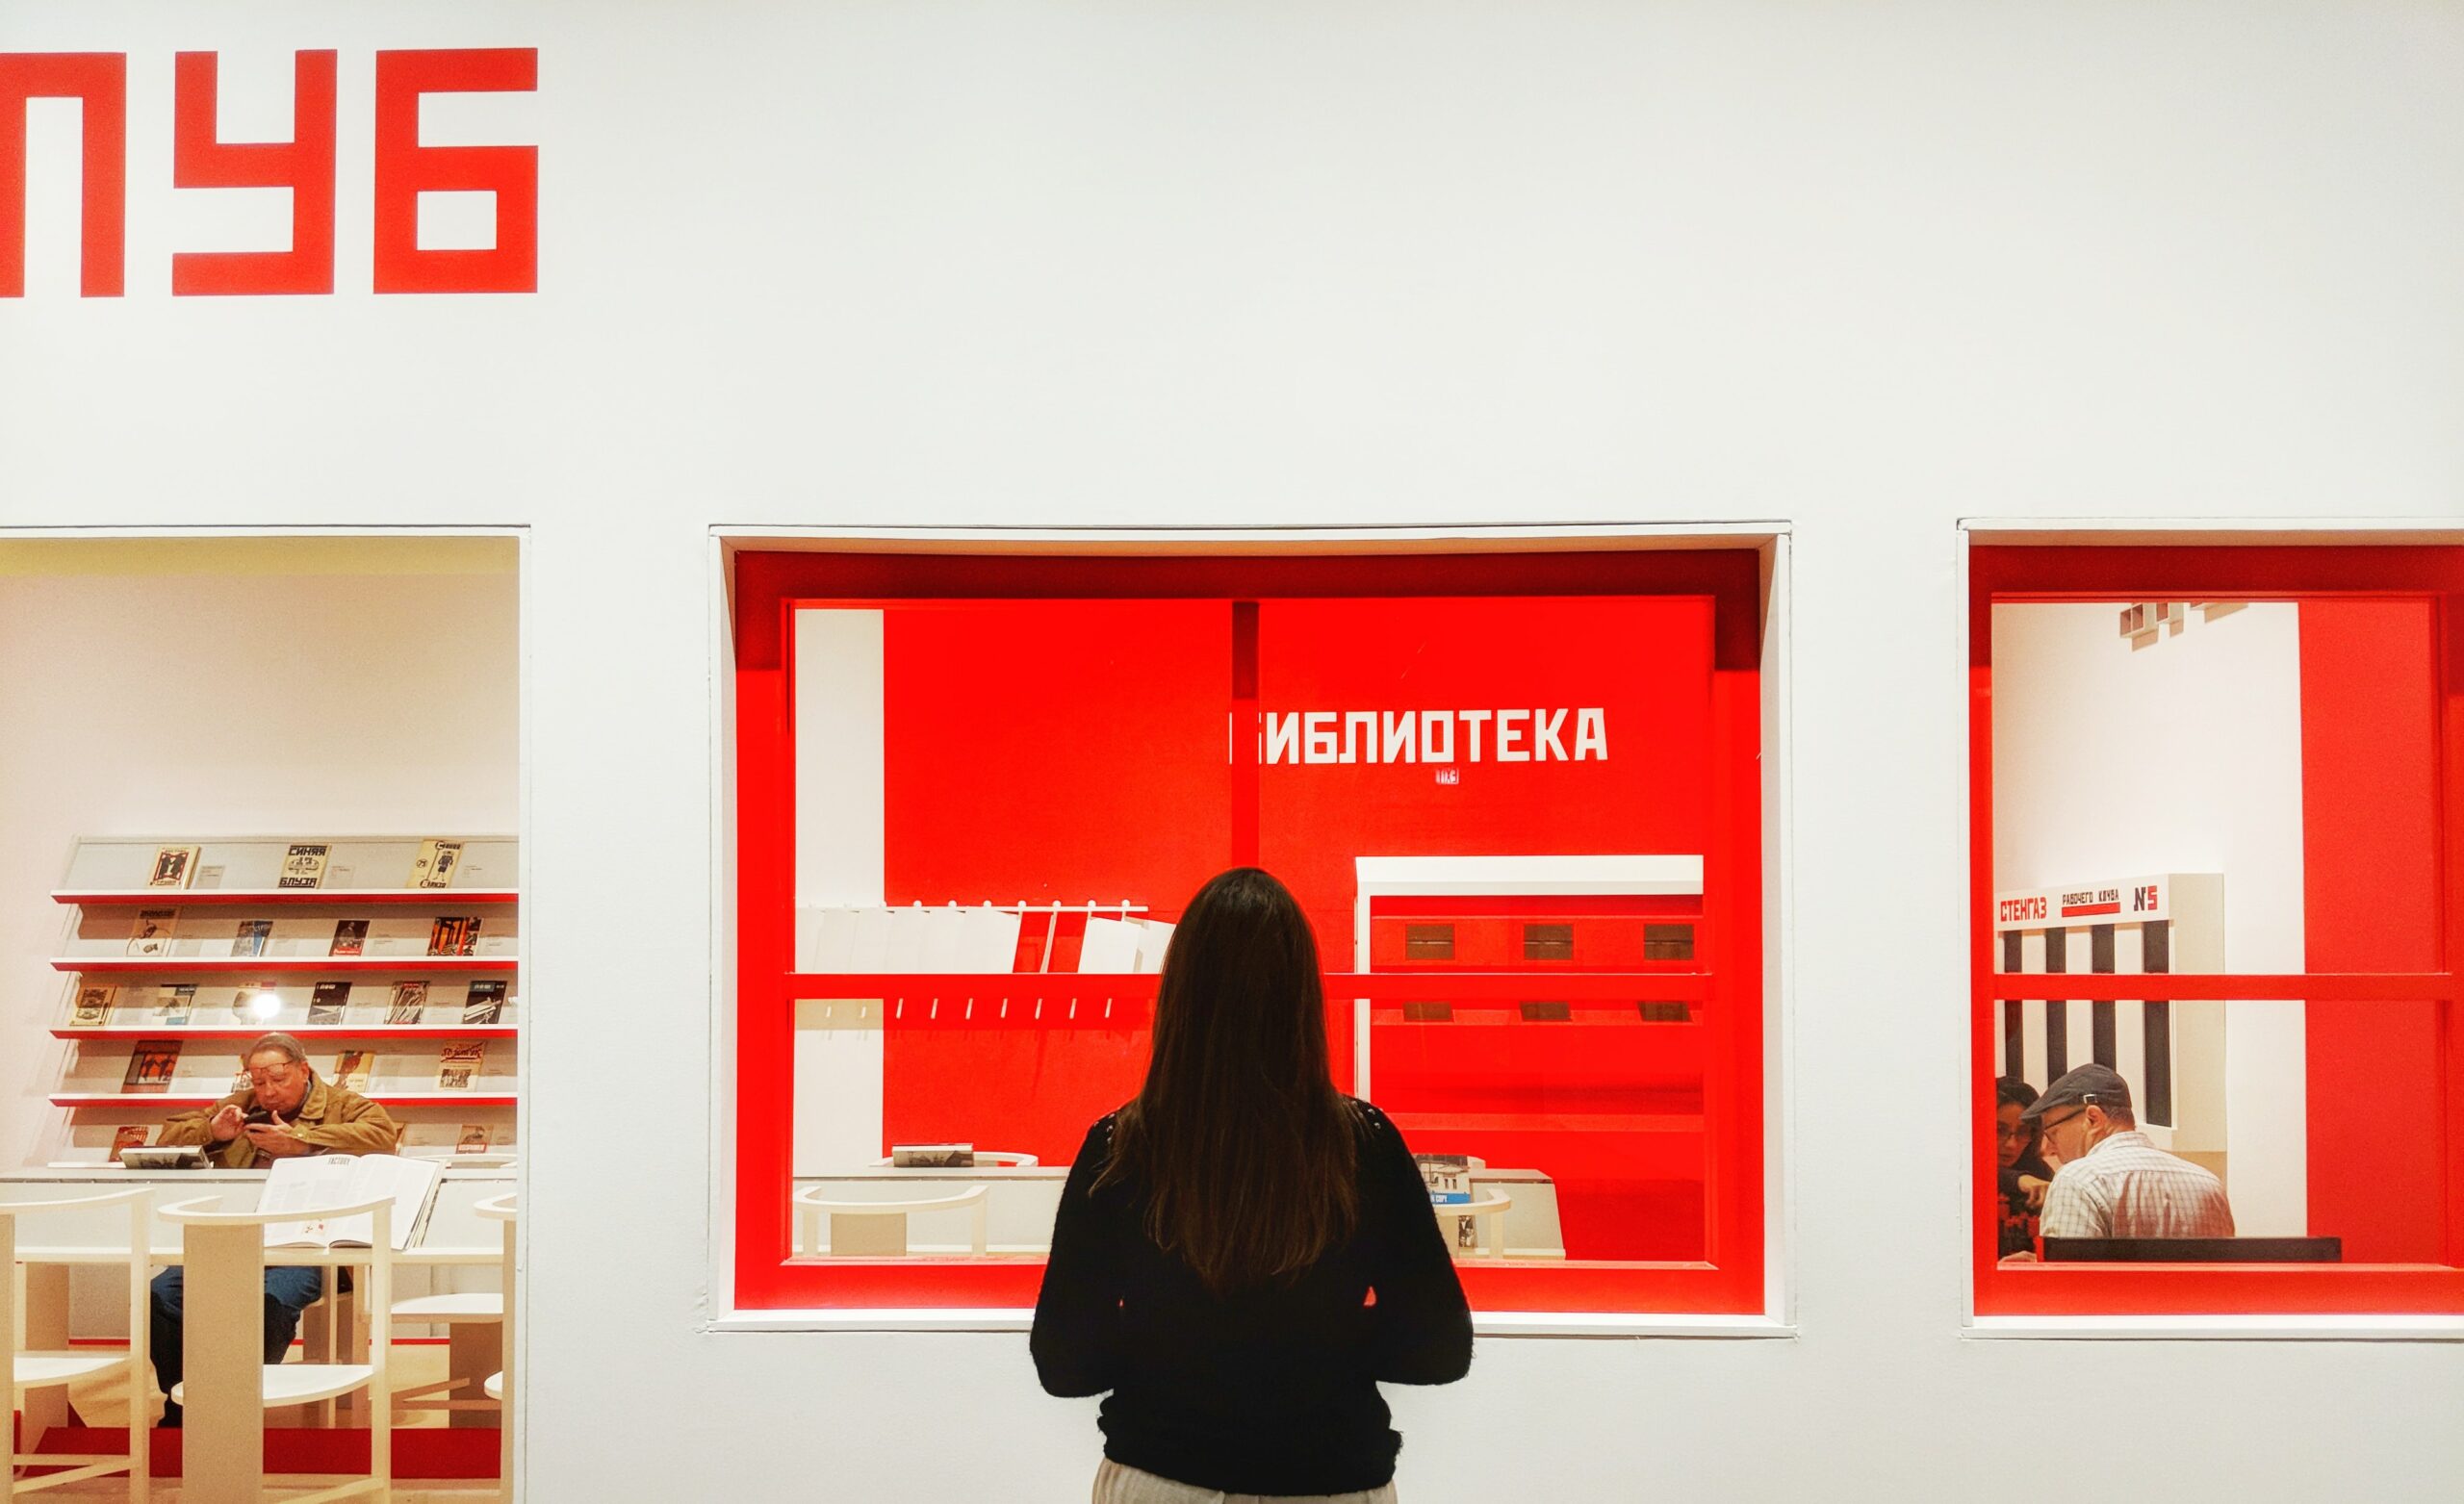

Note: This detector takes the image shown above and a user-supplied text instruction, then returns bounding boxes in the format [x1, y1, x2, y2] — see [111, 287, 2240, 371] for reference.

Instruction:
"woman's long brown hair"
[1097, 867, 1358, 1294]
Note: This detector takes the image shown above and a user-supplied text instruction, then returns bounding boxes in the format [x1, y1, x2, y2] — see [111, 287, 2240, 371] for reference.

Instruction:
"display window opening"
[1972, 541, 2464, 1319]
[726, 542, 1777, 1317]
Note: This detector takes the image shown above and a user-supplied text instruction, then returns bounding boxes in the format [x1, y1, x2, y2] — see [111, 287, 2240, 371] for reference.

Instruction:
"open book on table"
[258, 1152, 444, 1251]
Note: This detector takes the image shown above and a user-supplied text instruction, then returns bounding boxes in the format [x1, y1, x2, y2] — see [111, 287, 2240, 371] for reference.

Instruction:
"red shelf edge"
[54, 957, 521, 974]
[55, 1093, 520, 1109]
[54, 1027, 520, 1041]
[56, 889, 520, 907]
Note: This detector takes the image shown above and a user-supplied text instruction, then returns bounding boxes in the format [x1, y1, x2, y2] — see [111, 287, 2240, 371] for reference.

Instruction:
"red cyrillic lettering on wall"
[0, 53, 127, 298]
[373, 48, 538, 294]
[173, 51, 337, 297]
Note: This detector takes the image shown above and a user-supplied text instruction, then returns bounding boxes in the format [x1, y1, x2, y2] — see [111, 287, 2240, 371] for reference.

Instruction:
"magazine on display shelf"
[70, 983, 115, 1026]
[148, 846, 200, 889]
[308, 981, 352, 1025]
[408, 839, 464, 889]
[127, 908, 177, 956]
[461, 980, 506, 1025]
[123, 1040, 182, 1092]
[427, 917, 480, 956]
[279, 843, 330, 889]
[436, 1041, 484, 1090]
[387, 981, 429, 1024]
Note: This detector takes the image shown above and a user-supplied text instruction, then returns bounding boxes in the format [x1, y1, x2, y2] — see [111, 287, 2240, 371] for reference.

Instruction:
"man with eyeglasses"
[145, 1032, 401, 1426]
[2018, 1063, 2233, 1247]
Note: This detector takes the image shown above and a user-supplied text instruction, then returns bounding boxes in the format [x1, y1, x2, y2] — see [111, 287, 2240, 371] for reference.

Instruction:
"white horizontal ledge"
[1474, 1312, 1794, 1339]
[711, 1310, 1796, 1338]
[1966, 1314, 2464, 1342]
[716, 523, 1791, 553]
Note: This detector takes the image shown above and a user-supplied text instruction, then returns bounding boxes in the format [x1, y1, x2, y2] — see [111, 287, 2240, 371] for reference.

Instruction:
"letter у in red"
[173, 50, 337, 296]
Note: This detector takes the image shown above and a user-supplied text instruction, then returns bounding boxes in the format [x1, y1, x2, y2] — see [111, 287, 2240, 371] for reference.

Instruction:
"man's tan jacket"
[157, 1073, 402, 1168]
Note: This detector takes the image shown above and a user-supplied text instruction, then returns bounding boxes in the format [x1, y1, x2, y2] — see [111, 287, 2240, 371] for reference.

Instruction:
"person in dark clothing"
[1032, 867, 1473, 1503]
[1993, 1077, 2057, 1259]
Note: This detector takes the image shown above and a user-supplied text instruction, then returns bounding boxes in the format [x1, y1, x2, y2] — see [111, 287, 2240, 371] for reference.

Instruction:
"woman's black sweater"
[1030, 1099, 1474, 1495]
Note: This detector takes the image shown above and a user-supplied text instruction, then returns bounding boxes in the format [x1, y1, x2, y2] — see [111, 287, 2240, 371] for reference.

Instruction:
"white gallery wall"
[4, 3, 2462, 1501]
[0, 540, 521, 1165]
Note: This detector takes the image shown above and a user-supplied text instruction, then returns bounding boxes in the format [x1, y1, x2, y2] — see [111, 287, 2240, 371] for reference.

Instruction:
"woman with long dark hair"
[1032, 867, 1473, 1502]
[1993, 1077, 2056, 1258]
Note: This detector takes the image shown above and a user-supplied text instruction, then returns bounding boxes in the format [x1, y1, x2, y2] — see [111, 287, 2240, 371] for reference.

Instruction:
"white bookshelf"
[44, 835, 522, 1166]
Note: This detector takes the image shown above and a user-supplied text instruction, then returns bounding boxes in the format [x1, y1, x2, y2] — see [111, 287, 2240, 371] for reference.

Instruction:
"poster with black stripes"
[1991, 873, 2223, 1153]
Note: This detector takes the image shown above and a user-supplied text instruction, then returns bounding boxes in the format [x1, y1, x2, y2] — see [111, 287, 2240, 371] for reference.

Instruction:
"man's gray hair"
[243, 1032, 309, 1066]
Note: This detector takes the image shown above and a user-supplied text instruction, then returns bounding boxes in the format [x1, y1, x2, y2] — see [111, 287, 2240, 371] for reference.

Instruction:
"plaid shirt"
[2040, 1130, 2236, 1239]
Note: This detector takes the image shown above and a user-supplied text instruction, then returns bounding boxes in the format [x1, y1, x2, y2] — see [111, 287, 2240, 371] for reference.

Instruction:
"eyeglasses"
[1993, 1122, 2034, 1142]
[245, 1063, 301, 1086]
[2034, 1109, 2084, 1134]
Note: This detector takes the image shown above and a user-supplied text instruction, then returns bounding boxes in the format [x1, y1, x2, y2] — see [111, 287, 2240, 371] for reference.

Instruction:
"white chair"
[387, 1191, 516, 1440]
[4, 1188, 151, 1503]
[1434, 1191, 1513, 1260]
[163, 1193, 398, 1504]
[794, 1185, 990, 1257]
[384, 1196, 515, 1496]
[477, 1190, 516, 1500]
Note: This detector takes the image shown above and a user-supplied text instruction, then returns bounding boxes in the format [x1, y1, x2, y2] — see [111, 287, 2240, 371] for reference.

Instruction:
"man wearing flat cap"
[2021, 1063, 2234, 1240]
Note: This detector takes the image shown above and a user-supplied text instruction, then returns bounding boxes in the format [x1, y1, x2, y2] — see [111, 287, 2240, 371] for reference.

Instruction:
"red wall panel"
[2299, 598, 2447, 1262]
[877, 599, 1231, 1161]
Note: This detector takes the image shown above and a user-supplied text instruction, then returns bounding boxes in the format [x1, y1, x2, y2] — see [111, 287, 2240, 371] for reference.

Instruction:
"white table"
[3, 1166, 512, 1447]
